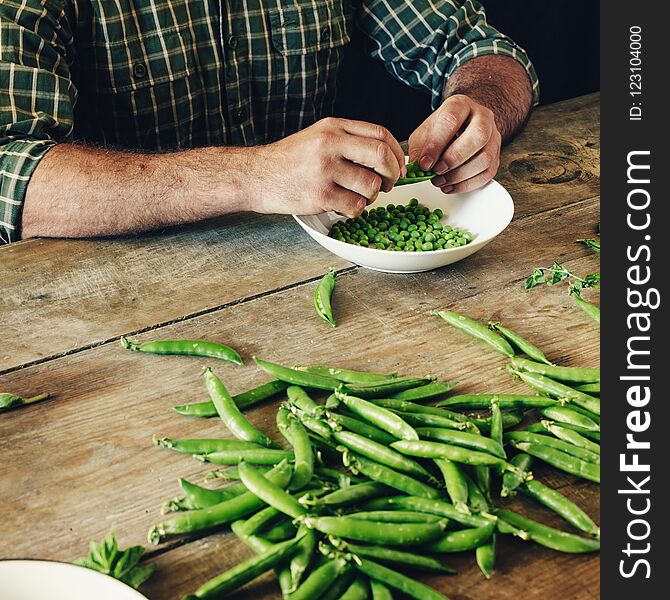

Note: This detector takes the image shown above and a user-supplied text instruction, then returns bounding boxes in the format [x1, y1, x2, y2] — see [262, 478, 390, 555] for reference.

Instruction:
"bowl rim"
[292, 179, 513, 256]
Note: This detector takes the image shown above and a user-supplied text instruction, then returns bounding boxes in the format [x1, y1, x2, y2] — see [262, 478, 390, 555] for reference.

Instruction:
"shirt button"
[237, 106, 246, 119]
[133, 63, 147, 78]
[321, 26, 331, 41]
[227, 35, 238, 49]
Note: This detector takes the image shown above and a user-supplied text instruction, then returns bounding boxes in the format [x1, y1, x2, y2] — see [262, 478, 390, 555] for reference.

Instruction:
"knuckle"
[319, 116, 339, 129]
[437, 110, 460, 132]
[471, 124, 491, 145]
[375, 141, 393, 164]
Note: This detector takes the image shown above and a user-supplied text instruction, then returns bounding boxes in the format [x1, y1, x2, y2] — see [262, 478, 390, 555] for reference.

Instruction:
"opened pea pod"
[314, 268, 337, 327]
[394, 160, 437, 186]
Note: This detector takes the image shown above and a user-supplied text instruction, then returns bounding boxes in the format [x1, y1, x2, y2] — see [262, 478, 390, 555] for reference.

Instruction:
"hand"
[252, 117, 405, 217]
[408, 94, 501, 194]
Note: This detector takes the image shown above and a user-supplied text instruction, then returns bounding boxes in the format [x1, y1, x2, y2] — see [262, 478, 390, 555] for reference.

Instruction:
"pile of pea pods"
[122, 308, 600, 600]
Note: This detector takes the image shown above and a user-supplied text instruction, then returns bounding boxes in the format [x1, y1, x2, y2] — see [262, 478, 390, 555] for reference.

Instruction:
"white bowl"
[293, 179, 514, 273]
[0, 560, 149, 600]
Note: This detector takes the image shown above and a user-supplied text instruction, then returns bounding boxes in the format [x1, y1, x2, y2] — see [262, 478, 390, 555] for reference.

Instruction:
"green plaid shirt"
[0, 0, 538, 243]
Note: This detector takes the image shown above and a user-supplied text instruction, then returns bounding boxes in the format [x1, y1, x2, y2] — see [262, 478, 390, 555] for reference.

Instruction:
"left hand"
[408, 94, 501, 194]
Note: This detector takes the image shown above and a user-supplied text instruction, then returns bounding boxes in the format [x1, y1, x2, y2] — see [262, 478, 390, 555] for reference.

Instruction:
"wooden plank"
[0, 94, 599, 373]
[0, 197, 599, 599]
[498, 93, 600, 219]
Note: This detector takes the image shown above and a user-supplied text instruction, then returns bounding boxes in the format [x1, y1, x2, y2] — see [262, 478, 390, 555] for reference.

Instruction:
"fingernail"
[432, 175, 446, 187]
[419, 155, 433, 170]
[434, 161, 448, 174]
[442, 185, 455, 194]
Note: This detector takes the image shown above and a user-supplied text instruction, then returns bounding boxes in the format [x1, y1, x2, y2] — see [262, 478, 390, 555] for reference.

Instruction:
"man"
[0, 1, 538, 244]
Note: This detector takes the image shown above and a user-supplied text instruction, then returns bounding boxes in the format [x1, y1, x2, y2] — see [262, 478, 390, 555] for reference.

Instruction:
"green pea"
[409, 198, 419, 206]
[422, 242, 434, 251]
[433, 222, 443, 230]
[416, 214, 426, 222]
[434, 208, 444, 218]
[424, 233, 436, 242]
[410, 231, 420, 239]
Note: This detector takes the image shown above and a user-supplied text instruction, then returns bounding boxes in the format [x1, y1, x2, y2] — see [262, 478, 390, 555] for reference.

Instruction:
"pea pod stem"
[121, 336, 242, 365]
[314, 269, 337, 327]
[0, 392, 49, 411]
[432, 310, 514, 357]
[202, 367, 277, 447]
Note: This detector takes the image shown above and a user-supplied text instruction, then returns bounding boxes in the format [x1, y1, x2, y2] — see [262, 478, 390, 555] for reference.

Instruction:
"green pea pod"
[333, 430, 435, 482]
[415, 427, 506, 458]
[277, 407, 315, 490]
[370, 580, 394, 600]
[342, 376, 436, 399]
[314, 268, 337, 327]
[286, 385, 319, 413]
[540, 405, 600, 431]
[571, 292, 600, 325]
[514, 370, 600, 416]
[262, 519, 297, 542]
[183, 532, 304, 599]
[0, 392, 49, 412]
[238, 461, 306, 519]
[148, 460, 293, 543]
[437, 394, 559, 410]
[505, 431, 599, 463]
[394, 411, 469, 431]
[336, 392, 419, 440]
[390, 381, 458, 402]
[501, 453, 533, 497]
[434, 458, 469, 514]
[347, 454, 441, 499]
[170, 478, 243, 511]
[309, 482, 391, 508]
[542, 421, 600, 455]
[202, 367, 277, 448]
[465, 471, 491, 514]
[196, 448, 294, 465]
[511, 442, 600, 483]
[495, 508, 600, 553]
[521, 479, 600, 537]
[121, 337, 242, 365]
[348, 511, 444, 524]
[173, 380, 290, 417]
[234, 505, 282, 538]
[394, 161, 437, 187]
[488, 322, 553, 365]
[302, 515, 446, 545]
[511, 356, 600, 384]
[339, 574, 371, 600]
[344, 542, 455, 574]
[153, 437, 262, 454]
[289, 525, 317, 591]
[362, 495, 495, 529]
[423, 523, 496, 553]
[253, 357, 342, 390]
[392, 440, 508, 469]
[294, 365, 397, 384]
[355, 558, 449, 600]
[289, 558, 350, 600]
[573, 382, 600, 395]
[475, 533, 496, 579]
[432, 310, 514, 357]
[469, 410, 525, 433]
[326, 412, 397, 445]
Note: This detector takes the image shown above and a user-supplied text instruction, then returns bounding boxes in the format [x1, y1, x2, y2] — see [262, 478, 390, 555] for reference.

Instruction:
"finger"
[415, 96, 472, 171]
[338, 119, 406, 178]
[441, 107, 495, 171]
[437, 139, 500, 186]
[328, 186, 368, 218]
[340, 134, 402, 192]
[333, 160, 382, 201]
[441, 164, 498, 195]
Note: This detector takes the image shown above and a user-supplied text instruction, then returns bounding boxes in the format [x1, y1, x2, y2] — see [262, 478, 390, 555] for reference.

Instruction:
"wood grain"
[0, 95, 600, 600]
[0, 94, 599, 373]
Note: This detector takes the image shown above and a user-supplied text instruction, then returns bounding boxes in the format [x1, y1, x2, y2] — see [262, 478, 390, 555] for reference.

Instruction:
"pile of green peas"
[329, 198, 473, 252]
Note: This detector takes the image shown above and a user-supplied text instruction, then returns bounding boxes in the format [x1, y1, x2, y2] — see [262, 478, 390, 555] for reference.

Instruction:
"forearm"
[444, 55, 534, 141]
[20, 144, 260, 239]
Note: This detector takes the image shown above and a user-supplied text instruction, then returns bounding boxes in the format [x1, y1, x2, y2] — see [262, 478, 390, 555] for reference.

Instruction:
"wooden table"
[0, 93, 600, 599]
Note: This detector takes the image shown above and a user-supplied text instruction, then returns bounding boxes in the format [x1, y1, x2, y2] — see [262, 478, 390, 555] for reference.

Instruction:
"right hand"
[251, 117, 406, 217]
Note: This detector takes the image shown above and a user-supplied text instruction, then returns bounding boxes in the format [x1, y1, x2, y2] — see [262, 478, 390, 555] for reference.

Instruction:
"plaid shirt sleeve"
[0, 0, 76, 243]
[356, 0, 539, 111]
